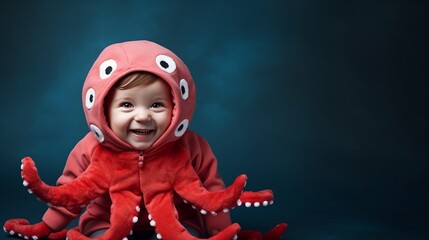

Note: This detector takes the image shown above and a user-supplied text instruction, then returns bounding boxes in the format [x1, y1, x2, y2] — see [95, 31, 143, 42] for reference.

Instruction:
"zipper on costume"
[138, 151, 144, 168]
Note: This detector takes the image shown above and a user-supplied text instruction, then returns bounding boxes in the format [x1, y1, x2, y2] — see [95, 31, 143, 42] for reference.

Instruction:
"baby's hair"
[104, 72, 166, 122]
[116, 72, 160, 90]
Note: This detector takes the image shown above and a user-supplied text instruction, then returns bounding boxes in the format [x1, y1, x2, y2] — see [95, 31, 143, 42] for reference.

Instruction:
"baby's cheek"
[109, 118, 128, 138]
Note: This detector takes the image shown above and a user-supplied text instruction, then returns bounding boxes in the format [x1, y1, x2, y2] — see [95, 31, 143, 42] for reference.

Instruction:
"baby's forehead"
[111, 79, 172, 99]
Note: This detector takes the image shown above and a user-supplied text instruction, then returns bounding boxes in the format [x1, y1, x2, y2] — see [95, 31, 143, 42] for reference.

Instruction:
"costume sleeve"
[41, 133, 96, 231]
[189, 132, 232, 235]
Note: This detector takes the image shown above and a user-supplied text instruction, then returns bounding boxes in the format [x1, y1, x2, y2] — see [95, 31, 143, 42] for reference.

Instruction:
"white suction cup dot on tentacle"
[156, 55, 176, 73]
[132, 216, 138, 223]
[148, 214, 152, 220]
[150, 220, 156, 226]
[174, 119, 189, 137]
[233, 234, 238, 240]
[236, 199, 242, 206]
[254, 202, 261, 207]
[136, 206, 141, 212]
[122, 238, 128, 240]
[28, 189, 33, 194]
[210, 211, 217, 216]
[223, 208, 229, 213]
[32, 236, 38, 240]
[99, 59, 117, 79]
[9, 230, 15, 235]
[85, 88, 96, 110]
[179, 79, 189, 100]
[200, 209, 208, 215]
[156, 233, 162, 239]
[245, 202, 252, 208]
[23, 180, 29, 187]
[263, 201, 269, 206]
[90, 124, 105, 143]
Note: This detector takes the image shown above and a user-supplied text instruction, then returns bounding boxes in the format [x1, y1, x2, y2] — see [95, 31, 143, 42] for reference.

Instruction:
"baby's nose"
[134, 108, 151, 121]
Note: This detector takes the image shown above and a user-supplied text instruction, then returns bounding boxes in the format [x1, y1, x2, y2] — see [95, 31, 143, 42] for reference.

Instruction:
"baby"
[4, 40, 284, 240]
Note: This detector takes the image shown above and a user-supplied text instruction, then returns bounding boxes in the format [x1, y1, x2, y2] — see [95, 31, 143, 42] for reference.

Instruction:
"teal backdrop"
[0, 1, 428, 239]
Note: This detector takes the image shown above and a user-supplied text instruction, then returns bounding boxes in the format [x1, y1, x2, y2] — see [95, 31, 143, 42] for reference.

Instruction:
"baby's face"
[107, 80, 172, 150]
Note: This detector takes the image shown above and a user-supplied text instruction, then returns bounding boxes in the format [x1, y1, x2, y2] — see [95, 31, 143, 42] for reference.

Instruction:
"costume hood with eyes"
[4, 41, 283, 240]
[83, 40, 196, 152]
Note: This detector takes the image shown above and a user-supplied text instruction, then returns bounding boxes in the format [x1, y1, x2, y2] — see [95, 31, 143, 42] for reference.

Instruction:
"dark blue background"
[1, 1, 428, 239]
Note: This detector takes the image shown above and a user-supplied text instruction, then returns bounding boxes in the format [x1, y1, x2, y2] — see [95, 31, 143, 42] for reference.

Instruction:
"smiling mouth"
[131, 129, 154, 135]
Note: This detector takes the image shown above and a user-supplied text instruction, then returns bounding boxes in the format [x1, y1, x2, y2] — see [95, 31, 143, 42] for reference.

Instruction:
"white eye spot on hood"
[156, 55, 176, 73]
[99, 59, 117, 79]
[90, 124, 105, 142]
[174, 119, 189, 137]
[85, 88, 95, 109]
[179, 79, 189, 100]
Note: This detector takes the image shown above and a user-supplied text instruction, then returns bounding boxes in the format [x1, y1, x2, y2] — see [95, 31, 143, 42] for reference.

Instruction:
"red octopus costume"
[3, 41, 286, 240]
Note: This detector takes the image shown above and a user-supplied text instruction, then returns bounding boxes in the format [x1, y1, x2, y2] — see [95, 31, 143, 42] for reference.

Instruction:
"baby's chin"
[130, 142, 153, 151]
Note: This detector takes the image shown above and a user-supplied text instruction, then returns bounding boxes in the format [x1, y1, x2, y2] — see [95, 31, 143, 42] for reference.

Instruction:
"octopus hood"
[82, 40, 196, 152]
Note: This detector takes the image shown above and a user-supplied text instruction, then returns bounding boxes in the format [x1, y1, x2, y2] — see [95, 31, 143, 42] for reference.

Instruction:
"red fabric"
[20, 134, 273, 239]
[42, 131, 233, 236]
[238, 224, 287, 240]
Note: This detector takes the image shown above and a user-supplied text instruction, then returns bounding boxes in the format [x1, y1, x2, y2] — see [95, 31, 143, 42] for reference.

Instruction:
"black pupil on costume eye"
[89, 95, 94, 102]
[105, 66, 113, 75]
[160, 61, 169, 69]
[178, 124, 184, 132]
[181, 86, 186, 95]
[95, 131, 100, 137]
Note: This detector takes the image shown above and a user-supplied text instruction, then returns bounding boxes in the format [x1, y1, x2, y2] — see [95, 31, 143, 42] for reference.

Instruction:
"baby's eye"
[120, 102, 133, 108]
[151, 102, 164, 108]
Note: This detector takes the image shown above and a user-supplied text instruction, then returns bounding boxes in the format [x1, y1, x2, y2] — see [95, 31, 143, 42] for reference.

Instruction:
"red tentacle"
[263, 223, 287, 240]
[237, 223, 287, 240]
[209, 224, 241, 240]
[238, 190, 274, 207]
[66, 192, 141, 240]
[21, 156, 111, 208]
[175, 174, 248, 213]
[145, 192, 197, 240]
[3, 219, 52, 239]
[48, 228, 69, 239]
[144, 193, 241, 240]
